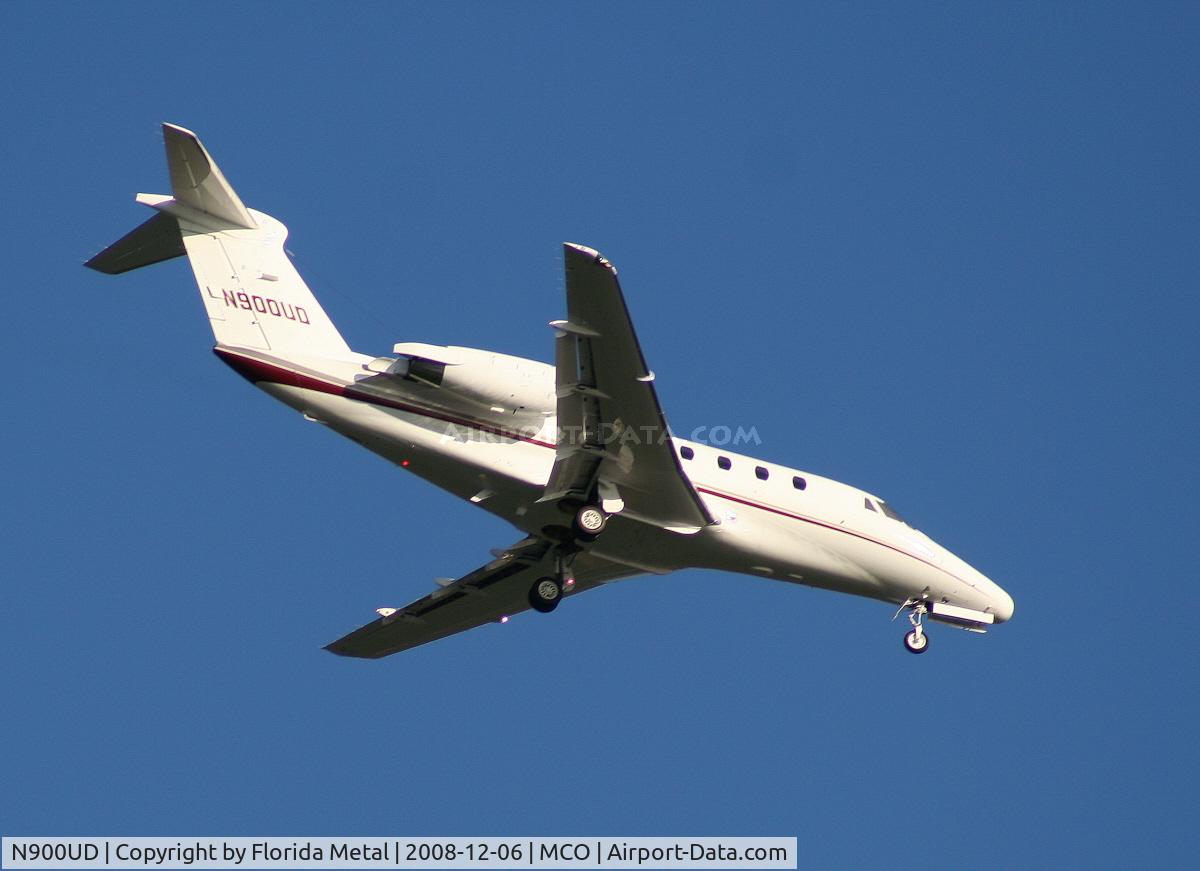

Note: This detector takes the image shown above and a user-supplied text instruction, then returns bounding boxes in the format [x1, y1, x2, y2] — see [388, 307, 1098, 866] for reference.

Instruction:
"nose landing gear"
[904, 626, 929, 654]
[895, 599, 930, 654]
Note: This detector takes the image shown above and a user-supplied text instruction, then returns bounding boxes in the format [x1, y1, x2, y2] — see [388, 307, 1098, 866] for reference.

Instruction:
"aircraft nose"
[990, 586, 1015, 623]
[951, 554, 1016, 623]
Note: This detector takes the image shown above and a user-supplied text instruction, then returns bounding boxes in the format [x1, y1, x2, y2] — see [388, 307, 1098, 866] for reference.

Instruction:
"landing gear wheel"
[528, 576, 563, 613]
[894, 598, 931, 655]
[903, 629, 929, 654]
[573, 504, 608, 539]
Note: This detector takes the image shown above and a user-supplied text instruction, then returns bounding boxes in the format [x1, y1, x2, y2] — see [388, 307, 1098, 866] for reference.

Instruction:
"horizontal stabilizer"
[84, 212, 185, 274]
[162, 123, 256, 229]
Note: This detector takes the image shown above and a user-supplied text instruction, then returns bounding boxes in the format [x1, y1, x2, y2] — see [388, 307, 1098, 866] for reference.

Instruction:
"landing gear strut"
[896, 599, 930, 654]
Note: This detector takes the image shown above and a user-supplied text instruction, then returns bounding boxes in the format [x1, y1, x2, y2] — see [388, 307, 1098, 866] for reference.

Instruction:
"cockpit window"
[864, 497, 877, 512]
[878, 500, 907, 524]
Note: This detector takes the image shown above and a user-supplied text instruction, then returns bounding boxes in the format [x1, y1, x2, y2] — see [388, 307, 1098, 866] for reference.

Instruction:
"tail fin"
[86, 123, 352, 359]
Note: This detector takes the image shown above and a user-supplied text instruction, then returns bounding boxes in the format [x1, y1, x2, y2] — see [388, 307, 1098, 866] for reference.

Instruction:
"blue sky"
[3, 2, 1198, 868]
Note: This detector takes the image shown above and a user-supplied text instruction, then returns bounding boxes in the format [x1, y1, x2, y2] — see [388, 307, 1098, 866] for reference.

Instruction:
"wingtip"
[563, 242, 617, 274]
[162, 121, 197, 138]
[83, 253, 114, 274]
[564, 242, 601, 257]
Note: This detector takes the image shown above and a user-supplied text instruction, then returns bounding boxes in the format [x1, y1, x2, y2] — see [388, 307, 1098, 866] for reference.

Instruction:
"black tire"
[529, 576, 562, 613]
[903, 629, 929, 654]
[573, 504, 608, 539]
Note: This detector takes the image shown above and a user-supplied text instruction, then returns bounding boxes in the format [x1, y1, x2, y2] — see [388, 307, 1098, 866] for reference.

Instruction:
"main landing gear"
[896, 599, 930, 655]
[529, 503, 608, 614]
[573, 504, 608, 539]
[527, 550, 581, 614]
[529, 576, 564, 613]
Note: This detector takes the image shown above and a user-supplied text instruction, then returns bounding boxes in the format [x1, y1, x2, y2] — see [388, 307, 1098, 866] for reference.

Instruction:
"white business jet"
[87, 124, 1014, 657]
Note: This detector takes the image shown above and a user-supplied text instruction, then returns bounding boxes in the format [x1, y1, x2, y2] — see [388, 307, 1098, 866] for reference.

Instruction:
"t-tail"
[86, 123, 352, 359]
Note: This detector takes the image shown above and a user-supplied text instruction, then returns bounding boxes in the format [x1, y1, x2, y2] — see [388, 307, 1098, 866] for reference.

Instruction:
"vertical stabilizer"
[86, 124, 353, 360]
[162, 123, 257, 229]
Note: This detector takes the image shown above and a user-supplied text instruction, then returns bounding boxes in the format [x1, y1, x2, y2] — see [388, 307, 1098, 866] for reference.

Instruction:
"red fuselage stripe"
[692, 485, 964, 583]
[214, 348, 556, 448]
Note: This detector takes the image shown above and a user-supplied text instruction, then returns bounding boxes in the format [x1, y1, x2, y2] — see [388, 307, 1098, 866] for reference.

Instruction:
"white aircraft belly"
[691, 486, 986, 608]
[258, 383, 552, 505]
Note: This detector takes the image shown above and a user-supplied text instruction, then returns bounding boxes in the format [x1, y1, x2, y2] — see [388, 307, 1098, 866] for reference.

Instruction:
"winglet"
[162, 123, 257, 229]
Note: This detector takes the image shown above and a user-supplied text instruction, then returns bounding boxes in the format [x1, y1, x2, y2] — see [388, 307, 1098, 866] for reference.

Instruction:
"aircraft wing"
[324, 538, 637, 659]
[546, 244, 715, 533]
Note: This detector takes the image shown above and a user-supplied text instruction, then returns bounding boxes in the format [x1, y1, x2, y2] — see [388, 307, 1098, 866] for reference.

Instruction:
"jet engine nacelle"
[369, 342, 555, 421]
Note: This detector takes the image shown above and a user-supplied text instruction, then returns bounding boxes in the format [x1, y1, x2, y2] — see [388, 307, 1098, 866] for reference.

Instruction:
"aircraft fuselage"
[216, 344, 1015, 625]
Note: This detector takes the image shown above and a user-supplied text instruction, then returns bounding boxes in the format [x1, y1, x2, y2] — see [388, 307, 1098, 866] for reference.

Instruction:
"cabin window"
[717, 456, 732, 470]
[755, 466, 769, 480]
[792, 476, 807, 490]
[680, 446, 694, 460]
[864, 497, 877, 512]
